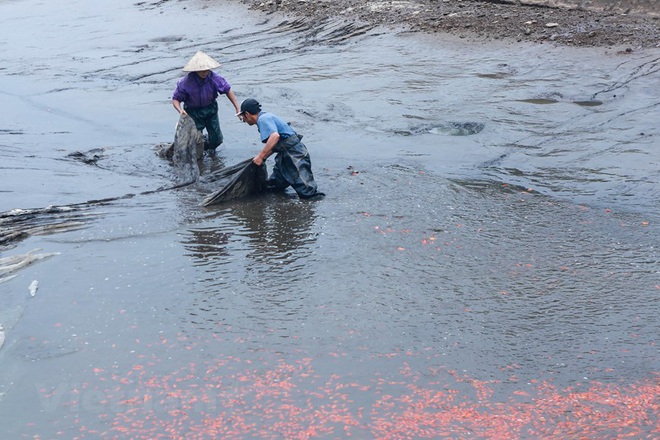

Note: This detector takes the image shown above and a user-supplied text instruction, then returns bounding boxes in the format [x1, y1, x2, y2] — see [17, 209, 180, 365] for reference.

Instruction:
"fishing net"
[201, 158, 268, 206]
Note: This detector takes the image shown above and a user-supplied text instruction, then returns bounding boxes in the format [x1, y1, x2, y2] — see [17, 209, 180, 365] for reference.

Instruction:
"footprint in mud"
[0, 128, 24, 135]
[475, 63, 518, 79]
[516, 92, 603, 107]
[8, 336, 80, 361]
[66, 148, 106, 165]
[299, 101, 355, 124]
[572, 100, 604, 107]
[394, 122, 485, 136]
[149, 35, 185, 43]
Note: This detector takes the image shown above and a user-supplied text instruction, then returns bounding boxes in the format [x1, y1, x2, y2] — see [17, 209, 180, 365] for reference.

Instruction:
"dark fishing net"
[158, 115, 204, 184]
[201, 159, 268, 206]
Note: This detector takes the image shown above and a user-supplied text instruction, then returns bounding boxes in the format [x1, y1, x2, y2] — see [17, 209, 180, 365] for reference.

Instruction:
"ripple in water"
[395, 121, 485, 136]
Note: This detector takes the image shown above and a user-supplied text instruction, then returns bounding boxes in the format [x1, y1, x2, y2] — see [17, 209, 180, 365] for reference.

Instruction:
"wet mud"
[242, 0, 660, 49]
[0, 0, 658, 438]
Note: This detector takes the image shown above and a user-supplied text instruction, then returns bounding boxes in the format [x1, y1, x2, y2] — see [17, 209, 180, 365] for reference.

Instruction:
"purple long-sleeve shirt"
[172, 71, 231, 109]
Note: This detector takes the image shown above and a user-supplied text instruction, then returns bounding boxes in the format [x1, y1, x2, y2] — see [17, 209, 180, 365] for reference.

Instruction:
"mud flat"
[240, 0, 660, 49]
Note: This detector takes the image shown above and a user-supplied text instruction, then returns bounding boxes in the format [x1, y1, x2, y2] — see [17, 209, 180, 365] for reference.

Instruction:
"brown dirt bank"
[239, 0, 660, 50]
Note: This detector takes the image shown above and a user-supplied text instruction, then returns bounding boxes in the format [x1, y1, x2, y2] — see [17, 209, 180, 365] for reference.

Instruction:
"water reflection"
[178, 195, 320, 331]
[183, 195, 319, 266]
[181, 226, 232, 262]
[231, 196, 319, 263]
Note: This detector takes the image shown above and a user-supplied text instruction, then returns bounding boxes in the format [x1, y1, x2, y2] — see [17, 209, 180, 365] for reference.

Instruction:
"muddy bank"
[240, 0, 660, 49]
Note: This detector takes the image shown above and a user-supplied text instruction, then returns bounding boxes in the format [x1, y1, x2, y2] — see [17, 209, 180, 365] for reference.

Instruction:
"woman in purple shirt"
[172, 51, 240, 156]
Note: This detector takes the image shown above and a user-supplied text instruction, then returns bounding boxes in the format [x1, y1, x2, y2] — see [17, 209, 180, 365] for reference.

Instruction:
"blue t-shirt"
[256, 111, 296, 143]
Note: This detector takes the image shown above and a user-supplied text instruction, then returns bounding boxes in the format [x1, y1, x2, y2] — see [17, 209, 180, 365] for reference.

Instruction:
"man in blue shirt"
[172, 51, 241, 157]
[238, 98, 324, 199]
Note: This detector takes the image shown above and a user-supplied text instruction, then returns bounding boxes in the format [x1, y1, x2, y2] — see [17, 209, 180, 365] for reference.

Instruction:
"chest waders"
[268, 134, 319, 198]
[185, 101, 223, 151]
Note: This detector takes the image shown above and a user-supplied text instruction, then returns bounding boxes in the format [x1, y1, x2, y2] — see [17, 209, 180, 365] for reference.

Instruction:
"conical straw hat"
[182, 51, 221, 72]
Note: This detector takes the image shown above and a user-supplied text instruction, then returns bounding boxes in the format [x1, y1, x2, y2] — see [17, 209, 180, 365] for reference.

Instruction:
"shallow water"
[1, 0, 658, 438]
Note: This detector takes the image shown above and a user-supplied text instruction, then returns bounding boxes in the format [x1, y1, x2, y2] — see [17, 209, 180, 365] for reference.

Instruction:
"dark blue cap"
[239, 98, 261, 115]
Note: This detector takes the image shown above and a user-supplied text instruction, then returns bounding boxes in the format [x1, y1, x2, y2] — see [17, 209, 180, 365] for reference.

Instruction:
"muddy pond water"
[1, 0, 658, 438]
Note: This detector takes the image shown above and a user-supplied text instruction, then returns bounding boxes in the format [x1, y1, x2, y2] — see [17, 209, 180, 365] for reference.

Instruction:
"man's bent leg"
[266, 156, 290, 192]
[281, 154, 319, 198]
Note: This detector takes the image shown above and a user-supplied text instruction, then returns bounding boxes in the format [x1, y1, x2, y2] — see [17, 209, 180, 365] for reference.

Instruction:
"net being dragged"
[159, 114, 204, 184]
[201, 158, 268, 206]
